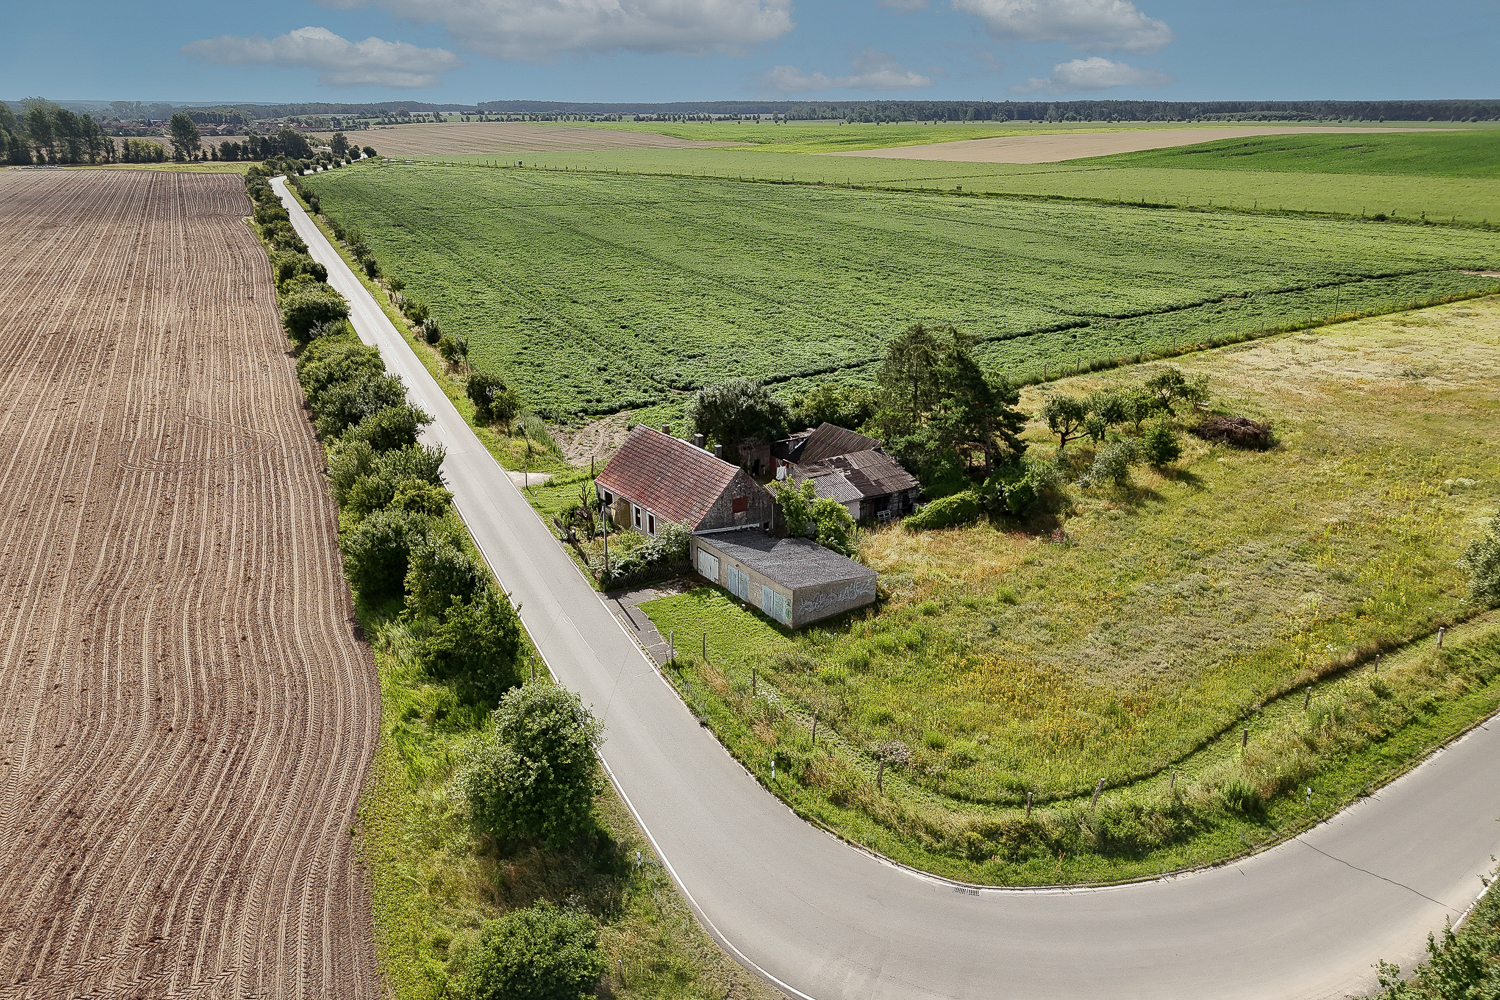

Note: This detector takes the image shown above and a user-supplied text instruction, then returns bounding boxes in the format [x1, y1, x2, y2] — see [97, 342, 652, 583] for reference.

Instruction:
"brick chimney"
[714, 444, 724, 459]
[693, 433, 706, 448]
[661, 424, 671, 436]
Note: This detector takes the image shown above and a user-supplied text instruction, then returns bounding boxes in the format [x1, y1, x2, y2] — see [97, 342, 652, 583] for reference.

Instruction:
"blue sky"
[4, 0, 1497, 105]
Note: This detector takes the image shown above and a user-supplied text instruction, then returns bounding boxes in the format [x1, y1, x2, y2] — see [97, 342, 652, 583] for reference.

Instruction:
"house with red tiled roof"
[596, 425, 879, 626]
[595, 426, 775, 538]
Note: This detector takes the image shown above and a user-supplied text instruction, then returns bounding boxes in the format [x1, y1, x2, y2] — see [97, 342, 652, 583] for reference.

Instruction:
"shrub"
[458, 684, 605, 849]
[437, 334, 470, 365]
[1079, 439, 1142, 489]
[772, 479, 858, 555]
[253, 201, 290, 227]
[419, 589, 523, 702]
[297, 338, 384, 399]
[422, 317, 442, 345]
[597, 521, 692, 590]
[269, 250, 327, 290]
[281, 285, 350, 344]
[402, 295, 430, 325]
[339, 508, 428, 600]
[261, 220, 307, 253]
[1461, 514, 1500, 607]
[467, 371, 520, 426]
[981, 460, 1063, 519]
[903, 491, 982, 531]
[327, 439, 376, 506]
[406, 536, 488, 619]
[311, 371, 407, 438]
[1141, 420, 1182, 467]
[340, 443, 448, 518]
[343, 403, 432, 453]
[455, 902, 607, 1000]
[391, 480, 453, 517]
[1192, 415, 1275, 450]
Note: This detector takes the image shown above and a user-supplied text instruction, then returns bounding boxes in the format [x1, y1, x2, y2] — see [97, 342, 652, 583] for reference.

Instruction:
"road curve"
[275, 176, 1500, 1000]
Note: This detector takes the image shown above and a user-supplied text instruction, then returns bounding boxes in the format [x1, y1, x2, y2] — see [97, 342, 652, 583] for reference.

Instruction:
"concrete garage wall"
[791, 575, 878, 629]
[690, 533, 877, 629]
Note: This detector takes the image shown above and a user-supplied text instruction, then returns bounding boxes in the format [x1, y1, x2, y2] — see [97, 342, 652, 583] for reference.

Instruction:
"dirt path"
[0, 170, 380, 999]
[823, 125, 1443, 164]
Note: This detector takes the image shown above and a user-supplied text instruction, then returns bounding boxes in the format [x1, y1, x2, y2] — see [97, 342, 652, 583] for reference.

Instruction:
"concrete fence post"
[1025, 791, 1032, 820]
[1304, 686, 1312, 710]
[1438, 627, 1445, 649]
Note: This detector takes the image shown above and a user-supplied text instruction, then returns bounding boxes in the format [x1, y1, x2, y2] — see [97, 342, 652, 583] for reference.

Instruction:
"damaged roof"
[795, 448, 919, 501]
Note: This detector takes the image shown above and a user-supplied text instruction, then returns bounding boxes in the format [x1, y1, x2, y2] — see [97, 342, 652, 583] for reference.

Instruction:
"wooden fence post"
[1090, 778, 1104, 812]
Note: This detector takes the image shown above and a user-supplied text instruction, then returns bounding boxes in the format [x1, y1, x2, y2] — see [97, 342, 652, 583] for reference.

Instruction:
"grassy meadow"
[303, 162, 1498, 424]
[638, 298, 1500, 884]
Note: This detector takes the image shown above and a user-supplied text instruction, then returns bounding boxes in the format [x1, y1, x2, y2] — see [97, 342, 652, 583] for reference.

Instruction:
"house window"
[603, 490, 613, 505]
[634, 506, 641, 528]
[648, 514, 655, 535]
[732, 496, 749, 514]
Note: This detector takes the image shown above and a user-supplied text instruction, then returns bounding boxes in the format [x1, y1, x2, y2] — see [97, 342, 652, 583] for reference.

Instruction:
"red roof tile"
[596, 427, 742, 528]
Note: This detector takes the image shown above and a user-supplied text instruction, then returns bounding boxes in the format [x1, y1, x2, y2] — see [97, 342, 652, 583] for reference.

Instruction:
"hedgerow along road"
[274, 176, 1500, 1000]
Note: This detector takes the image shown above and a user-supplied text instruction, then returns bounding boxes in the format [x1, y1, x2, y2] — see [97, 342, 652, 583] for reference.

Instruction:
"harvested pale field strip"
[344, 121, 748, 156]
[824, 125, 1440, 163]
[0, 169, 380, 1000]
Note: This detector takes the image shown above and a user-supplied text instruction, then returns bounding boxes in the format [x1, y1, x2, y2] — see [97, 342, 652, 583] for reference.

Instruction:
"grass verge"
[356, 595, 782, 1000]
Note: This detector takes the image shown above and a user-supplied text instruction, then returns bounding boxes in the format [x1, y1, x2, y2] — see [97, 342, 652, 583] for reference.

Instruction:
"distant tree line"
[15, 96, 1495, 132]
[0, 99, 115, 165]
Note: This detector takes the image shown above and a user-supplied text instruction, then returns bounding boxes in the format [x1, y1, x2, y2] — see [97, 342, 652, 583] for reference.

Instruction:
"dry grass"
[642, 296, 1500, 883]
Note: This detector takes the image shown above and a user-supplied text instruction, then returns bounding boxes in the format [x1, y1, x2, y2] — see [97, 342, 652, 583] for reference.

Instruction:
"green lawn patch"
[639, 587, 794, 665]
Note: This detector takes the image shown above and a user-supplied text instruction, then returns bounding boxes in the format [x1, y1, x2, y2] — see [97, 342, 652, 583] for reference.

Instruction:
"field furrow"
[0, 169, 380, 1000]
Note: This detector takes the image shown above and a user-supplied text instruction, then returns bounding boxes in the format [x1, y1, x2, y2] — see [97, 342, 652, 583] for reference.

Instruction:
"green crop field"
[1088, 129, 1500, 178]
[305, 161, 1498, 423]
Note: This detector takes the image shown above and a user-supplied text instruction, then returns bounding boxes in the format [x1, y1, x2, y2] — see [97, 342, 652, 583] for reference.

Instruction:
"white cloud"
[951, 0, 1174, 53]
[182, 26, 462, 88]
[765, 49, 934, 93]
[1012, 55, 1171, 93]
[324, 0, 794, 62]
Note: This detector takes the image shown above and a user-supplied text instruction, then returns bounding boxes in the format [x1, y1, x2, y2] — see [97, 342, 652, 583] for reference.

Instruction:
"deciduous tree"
[459, 683, 605, 849]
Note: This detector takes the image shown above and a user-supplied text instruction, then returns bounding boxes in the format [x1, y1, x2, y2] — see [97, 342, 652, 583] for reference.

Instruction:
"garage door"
[727, 565, 750, 601]
[697, 548, 720, 583]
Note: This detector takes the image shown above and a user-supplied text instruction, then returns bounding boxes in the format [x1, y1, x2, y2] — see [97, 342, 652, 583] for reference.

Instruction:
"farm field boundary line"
[383, 158, 1500, 232]
[0, 168, 380, 1000]
[275, 174, 1500, 1000]
[819, 125, 1444, 163]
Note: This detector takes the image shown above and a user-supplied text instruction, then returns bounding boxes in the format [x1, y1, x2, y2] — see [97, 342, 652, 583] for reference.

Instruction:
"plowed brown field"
[0, 169, 380, 999]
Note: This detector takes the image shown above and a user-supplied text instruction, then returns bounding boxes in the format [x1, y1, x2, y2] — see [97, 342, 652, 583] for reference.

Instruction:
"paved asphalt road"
[276, 176, 1500, 999]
